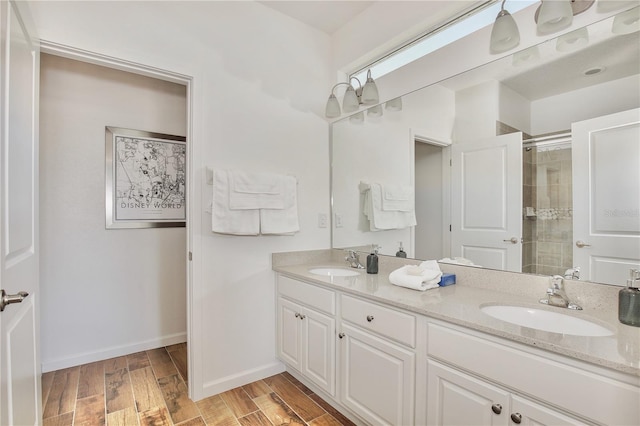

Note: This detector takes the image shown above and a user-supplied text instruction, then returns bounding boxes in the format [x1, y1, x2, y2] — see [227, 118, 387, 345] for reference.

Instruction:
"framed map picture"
[105, 126, 186, 229]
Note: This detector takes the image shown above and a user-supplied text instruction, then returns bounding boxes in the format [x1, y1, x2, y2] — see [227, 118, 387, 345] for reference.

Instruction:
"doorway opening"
[522, 135, 573, 276]
[38, 48, 192, 394]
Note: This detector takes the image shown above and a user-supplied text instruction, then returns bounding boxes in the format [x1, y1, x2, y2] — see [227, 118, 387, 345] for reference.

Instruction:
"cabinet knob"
[366, 315, 374, 322]
[338, 333, 345, 339]
[299, 314, 306, 320]
[510, 413, 522, 424]
[491, 404, 502, 415]
[294, 312, 300, 318]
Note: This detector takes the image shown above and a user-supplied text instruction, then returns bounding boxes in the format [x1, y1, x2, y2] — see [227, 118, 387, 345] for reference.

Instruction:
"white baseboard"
[41, 332, 187, 373]
[201, 361, 285, 398]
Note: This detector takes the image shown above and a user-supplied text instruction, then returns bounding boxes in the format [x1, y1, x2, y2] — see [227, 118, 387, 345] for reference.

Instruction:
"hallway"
[42, 344, 354, 425]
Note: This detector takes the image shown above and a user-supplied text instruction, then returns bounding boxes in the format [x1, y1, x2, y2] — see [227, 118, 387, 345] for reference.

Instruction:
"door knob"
[0, 290, 29, 312]
[576, 240, 591, 248]
[503, 237, 519, 244]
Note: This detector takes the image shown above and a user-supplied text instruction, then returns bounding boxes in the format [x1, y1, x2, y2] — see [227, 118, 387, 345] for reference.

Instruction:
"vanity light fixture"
[490, 0, 521, 53]
[324, 77, 363, 118]
[325, 71, 380, 118]
[490, 0, 595, 54]
[360, 70, 380, 105]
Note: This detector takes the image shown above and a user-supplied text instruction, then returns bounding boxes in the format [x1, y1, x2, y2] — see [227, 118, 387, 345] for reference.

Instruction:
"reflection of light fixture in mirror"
[490, 1, 521, 53]
[361, 70, 379, 105]
[324, 77, 363, 118]
[597, 0, 634, 13]
[512, 45, 540, 66]
[556, 27, 589, 51]
[612, 7, 640, 34]
[385, 97, 403, 111]
[367, 104, 383, 118]
[349, 111, 364, 124]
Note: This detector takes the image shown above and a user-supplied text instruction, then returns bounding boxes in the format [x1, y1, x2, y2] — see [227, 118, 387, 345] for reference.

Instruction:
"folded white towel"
[260, 176, 299, 235]
[228, 170, 285, 210]
[212, 170, 260, 235]
[388, 263, 443, 291]
[381, 184, 414, 212]
[364, 183, 417, 231]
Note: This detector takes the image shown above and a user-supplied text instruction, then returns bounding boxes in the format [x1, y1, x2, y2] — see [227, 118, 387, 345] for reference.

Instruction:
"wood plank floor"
[42, 344, 355, 426]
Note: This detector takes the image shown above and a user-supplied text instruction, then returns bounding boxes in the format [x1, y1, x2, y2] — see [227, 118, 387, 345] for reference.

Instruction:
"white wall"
[28, 0, 331, 400]
[531, 75, 640, 135]
[39, 54, 188, 371]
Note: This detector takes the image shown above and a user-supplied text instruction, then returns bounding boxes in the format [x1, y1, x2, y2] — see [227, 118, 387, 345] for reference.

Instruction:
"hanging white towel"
[364, 183, 417, 231]
[381, 184, 414, 212]
[388, 261, 442, 291]
[261, 176, 299, 235]
[212, 170, 260, 235]
[228, 170, 285, 210]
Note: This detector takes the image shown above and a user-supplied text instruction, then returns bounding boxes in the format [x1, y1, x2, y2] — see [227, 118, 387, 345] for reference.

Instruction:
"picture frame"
[105, 126, 186, 229]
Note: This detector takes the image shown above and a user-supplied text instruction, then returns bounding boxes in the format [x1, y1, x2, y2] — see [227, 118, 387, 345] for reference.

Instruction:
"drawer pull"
[491, 404, 502, 415]
[366, 315, 374, 322]
[338, 333, 345, 339]
[511, 413, 522, 424]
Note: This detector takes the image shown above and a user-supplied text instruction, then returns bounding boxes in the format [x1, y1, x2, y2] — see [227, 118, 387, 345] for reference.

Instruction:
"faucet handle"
[551, 275, 564, 290]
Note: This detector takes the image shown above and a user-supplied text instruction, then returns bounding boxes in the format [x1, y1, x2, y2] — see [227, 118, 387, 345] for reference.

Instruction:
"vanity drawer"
[427, 323, 640, 425]
[278, 275, 335, 315]
[340, 294, 416, 348]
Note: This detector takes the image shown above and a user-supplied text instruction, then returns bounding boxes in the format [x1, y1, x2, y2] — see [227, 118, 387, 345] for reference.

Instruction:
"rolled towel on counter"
[389, 262, 442, 291]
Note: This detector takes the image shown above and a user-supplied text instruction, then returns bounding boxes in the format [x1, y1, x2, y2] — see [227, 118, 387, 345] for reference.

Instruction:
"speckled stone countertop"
[272, 249, 640, 378]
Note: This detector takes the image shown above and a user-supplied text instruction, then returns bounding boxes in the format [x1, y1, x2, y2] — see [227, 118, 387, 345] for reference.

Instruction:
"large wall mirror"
[331, 7, 640, 286]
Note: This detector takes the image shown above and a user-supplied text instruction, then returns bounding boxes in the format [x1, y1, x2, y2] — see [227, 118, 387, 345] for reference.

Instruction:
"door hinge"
[188, 251, 192, 261]
[449, 224, 452, 232]
[450, 159, 452, 166]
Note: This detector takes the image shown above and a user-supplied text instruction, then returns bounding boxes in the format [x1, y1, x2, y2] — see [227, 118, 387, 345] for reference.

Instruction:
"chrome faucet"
[564, 266, 581, 280]
[539, 275, 582, 310]
[345, 250, 365, 269]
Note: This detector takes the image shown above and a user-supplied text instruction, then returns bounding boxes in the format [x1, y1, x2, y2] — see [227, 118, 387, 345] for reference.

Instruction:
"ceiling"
[258, 1, 376, 34]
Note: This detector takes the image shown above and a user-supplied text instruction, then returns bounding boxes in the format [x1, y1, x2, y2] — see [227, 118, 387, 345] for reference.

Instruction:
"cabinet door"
[427, 360, 509, 426]
[339, 324, 415, 426]
[301, 307, 335, 396]
[277, 297, 302, 370]
[510, 395, 590, 426]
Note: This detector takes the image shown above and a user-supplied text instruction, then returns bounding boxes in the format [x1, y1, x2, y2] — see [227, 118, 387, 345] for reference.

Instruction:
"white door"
[339, 323, 415, 426]
[301, 307, 335, 396]
[451, 133, 522, 271]
[572, 109, 640, 285]
[0, 1, 41, 424]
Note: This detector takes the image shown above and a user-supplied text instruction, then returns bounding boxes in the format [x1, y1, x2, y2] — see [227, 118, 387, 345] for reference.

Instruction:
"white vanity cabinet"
[276, 275, 336, 396]
[338, 295, 416, 426]
[426, 322, 639, 426]
[427, 360, 590, 425]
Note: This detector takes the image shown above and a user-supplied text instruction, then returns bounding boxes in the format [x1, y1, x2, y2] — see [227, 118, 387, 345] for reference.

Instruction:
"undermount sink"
[481, 305, 613, 337]
[309, 267, 361, 277]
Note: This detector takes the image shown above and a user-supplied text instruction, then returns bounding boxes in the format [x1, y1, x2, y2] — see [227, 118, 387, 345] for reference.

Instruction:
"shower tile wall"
[522, 148, 537, 274]
[523, 147, 574, 275]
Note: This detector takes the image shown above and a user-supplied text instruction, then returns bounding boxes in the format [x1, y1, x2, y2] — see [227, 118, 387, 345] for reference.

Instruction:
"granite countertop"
[273, 253, 640, 378]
